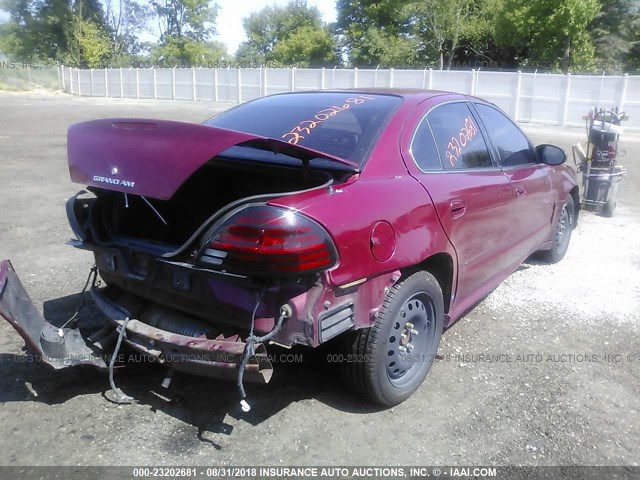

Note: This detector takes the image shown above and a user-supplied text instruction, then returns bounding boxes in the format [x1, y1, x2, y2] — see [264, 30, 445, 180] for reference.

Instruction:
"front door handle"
[515, 186, 527, 197]
[450, 199, 466, 219]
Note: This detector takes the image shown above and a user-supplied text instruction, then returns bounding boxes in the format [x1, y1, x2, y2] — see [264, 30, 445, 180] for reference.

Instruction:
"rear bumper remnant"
[91, 288, 273, 383]
[0, 260, 273, 383]
[0, 260, 107, 369]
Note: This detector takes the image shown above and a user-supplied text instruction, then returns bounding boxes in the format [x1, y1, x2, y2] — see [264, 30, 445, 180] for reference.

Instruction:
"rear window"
[205, 92, 402, 166]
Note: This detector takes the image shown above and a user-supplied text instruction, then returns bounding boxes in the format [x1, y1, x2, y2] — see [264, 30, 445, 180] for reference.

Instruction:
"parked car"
[0, 89, 578, 408]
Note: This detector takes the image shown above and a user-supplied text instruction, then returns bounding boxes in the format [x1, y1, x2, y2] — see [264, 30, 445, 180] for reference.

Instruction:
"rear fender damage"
[0, 260, 272, 383]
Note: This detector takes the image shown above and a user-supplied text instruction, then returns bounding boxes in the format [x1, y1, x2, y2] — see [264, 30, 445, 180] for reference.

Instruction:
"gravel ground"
[0, 91, 638, 467]
[483, 207, 640, 323]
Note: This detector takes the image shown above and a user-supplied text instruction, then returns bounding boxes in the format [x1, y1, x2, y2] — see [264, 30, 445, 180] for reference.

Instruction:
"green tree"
[405, 2, 446, 69]
[241, 0, 337, 66]
[76, 0, 106, 25]
[590, 0, 639, 71]
[104, 0, 151, 64]
[0, 0, 71, 62]
[337, 0, 498, 68]
[405, 0, 481, 69]
[270, 24, 337, 67]
[235, 42, 265, 66]
[64, 0, 111, 66]
[65, 12, 111, 67]
[336, 0, 406, 38]
[627, 11, 640, 70]
[347, 26, 420, 67]
[0, 0, 112, 65]
[496, 0, 600, 72]
[336, 0, 410, 66]
[150, 0, 223, 63]
[150, 37, 228, 64]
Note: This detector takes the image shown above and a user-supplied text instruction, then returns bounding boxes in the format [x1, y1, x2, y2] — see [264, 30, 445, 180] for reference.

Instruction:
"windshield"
[204, 92, 402, 166]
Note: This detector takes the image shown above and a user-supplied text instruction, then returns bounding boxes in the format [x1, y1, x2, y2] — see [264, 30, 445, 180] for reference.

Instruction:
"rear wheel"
[341, 271, 444, 406]
[540, 195, 574, 264]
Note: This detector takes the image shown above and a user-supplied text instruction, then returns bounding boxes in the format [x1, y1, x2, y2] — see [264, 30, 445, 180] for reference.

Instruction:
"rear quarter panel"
[271, 177, 453, 287]
[269, 96, 456, 288]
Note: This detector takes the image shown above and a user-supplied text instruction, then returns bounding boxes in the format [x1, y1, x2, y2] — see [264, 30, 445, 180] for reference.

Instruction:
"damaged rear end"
[1, 118, 359, 403]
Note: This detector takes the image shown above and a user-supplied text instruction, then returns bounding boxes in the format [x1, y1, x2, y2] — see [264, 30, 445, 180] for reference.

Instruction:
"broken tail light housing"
[201, 206, 337, 276]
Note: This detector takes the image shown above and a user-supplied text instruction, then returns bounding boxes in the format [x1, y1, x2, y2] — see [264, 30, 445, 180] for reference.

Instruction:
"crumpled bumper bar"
[0, 259, 273, 383]
[91, 288, 273, 383]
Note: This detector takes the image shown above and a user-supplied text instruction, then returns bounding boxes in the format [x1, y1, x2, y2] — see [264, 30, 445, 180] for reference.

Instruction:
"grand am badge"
[92, 175, 136, 187]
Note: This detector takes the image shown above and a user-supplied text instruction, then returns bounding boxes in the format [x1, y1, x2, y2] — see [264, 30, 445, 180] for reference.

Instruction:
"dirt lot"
[0, 91, 638, 467]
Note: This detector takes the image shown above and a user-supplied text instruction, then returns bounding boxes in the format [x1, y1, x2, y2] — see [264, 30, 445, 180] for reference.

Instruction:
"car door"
[472, 103, 555, 257]
[404, 101, 515, 310]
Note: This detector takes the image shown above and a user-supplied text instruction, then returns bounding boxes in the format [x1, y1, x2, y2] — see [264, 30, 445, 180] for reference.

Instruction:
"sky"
[0, 1, 338, 55]
[214, 0, 337, 54]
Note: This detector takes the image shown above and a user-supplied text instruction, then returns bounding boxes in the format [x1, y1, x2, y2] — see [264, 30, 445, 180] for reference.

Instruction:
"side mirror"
[536, 144, 566, 165]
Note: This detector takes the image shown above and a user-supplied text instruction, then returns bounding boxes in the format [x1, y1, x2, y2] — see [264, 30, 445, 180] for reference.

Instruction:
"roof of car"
[280, 88, 465, 100]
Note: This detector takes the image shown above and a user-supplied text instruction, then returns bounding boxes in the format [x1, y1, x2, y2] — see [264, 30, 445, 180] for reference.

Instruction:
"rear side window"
[474, 103, 535, 167]
[427, 103, 492, 169]
[410, 118, 442, 170]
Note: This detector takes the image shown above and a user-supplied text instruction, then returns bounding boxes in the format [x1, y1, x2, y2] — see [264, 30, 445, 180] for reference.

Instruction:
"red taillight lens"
[202, 206, 337, 276]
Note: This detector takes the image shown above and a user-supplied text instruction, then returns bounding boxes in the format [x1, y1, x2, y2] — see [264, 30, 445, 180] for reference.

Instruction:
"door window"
[474, 104, 536, 167]
[427, 103, 492, 170]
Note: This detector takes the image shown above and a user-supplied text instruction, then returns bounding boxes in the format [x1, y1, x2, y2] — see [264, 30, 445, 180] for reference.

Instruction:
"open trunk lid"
[68, 119, 358, 200]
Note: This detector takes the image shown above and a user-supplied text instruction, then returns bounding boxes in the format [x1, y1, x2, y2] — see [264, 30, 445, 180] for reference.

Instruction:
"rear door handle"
[450, 199, 466, 219]
[515, 186, 527, 197]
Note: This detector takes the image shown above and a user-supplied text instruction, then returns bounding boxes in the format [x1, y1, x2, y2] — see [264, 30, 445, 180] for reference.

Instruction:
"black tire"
[540, 194, 574, 263]
[341, 271, 444, 406]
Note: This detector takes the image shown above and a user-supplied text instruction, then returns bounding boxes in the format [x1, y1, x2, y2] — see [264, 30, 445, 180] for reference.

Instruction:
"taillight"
[201, 206, 337, 276]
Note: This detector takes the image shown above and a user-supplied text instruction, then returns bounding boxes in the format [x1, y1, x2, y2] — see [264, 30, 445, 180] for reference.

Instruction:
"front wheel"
[341, 271, 444, 406]
[540, 194, 574, 264]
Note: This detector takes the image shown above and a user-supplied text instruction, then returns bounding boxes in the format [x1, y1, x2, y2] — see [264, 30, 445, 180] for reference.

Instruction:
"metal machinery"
[573, 108, 628, 217]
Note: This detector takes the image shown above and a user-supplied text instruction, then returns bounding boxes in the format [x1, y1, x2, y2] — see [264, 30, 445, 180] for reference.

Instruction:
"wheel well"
[570, 185, 579, 227]
[401, 253, 454, 314]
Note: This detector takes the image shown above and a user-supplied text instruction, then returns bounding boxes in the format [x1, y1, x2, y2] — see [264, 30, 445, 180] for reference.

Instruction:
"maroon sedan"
[0, 90, 578, 409]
